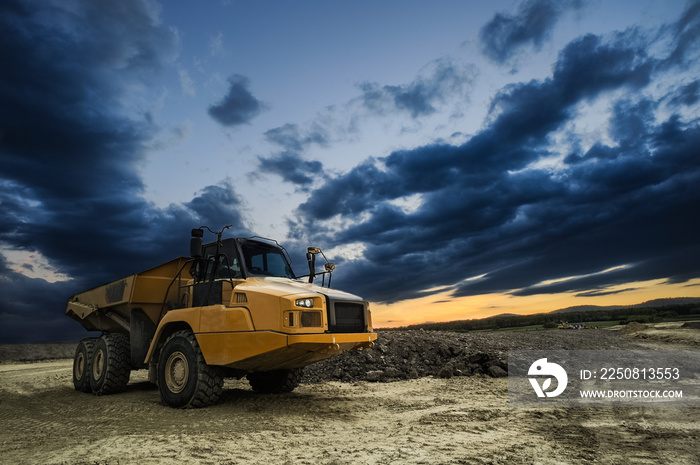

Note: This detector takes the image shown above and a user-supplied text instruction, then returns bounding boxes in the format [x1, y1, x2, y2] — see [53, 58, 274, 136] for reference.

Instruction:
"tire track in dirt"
[2, 367, 699, 464]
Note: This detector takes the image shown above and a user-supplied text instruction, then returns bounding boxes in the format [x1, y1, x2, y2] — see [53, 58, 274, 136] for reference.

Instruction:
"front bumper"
[196, 331, 378, 372]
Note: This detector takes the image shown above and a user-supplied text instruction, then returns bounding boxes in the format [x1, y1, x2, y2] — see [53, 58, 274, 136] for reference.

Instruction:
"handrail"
[159, 258, 196, 321]
[159, 254, 239, 319]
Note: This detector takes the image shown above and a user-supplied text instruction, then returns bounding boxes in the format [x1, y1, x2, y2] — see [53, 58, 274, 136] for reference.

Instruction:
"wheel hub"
[165, 351, 189, 394]
[75, 352, 85, 380]
[92, 349, 104, 380]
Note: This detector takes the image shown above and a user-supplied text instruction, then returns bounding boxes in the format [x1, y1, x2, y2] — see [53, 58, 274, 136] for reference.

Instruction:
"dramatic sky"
[1, 0, 699, 343]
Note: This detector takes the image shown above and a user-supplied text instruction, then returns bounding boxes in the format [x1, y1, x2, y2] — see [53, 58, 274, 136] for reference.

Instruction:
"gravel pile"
[302, 328, 639, 383]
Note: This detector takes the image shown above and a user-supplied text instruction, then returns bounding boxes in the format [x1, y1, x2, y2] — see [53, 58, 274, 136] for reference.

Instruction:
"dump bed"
[66, 257, 191, 333]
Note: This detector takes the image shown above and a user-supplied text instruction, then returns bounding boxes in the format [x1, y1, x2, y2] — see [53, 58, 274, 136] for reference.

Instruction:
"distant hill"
[401, 297, 700, 332]
[551, 297, 700, 314]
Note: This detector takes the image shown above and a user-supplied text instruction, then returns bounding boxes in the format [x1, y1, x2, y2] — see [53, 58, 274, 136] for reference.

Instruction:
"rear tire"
[89, 333, 131, 395]
[247, 368, 303, 393]
[73, 338, 96, 392]
[157, 330, 223, 408]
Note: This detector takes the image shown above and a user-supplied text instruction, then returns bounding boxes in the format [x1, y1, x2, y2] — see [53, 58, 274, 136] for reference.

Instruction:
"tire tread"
[73, 338, 96, 393]
[91, 333, 131, 396]
[160, 330, 223, 408]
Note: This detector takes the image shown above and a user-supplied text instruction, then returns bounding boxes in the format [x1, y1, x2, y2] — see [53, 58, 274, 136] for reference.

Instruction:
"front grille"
[329, 302, 365, 333]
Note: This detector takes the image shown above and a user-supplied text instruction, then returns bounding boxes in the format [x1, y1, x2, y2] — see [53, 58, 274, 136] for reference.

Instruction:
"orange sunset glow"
[372, 278, 700, 328]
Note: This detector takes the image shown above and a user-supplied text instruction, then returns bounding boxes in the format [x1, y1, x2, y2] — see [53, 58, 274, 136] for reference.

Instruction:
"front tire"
[157, 330, 223, 408]
[247, 368, 303, 393]
[89, 333, 131, 395]
[73, 338, 96, 392]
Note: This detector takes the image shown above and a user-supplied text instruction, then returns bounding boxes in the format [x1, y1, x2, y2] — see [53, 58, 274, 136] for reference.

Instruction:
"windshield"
[240, 241, 295, 278]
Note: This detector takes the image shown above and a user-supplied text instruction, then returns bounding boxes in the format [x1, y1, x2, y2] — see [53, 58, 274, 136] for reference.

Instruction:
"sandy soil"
[1, 327, 699, 464]
[612, 321, 700, 348]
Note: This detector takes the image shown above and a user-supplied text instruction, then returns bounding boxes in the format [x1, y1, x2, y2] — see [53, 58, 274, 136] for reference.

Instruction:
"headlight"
[295, 298, 314, 308]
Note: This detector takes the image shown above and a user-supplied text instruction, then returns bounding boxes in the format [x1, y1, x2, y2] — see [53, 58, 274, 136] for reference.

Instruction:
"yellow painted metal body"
[67, 256, 376, 373]
[197, 331, 376, 371]
[65, 257, 192, 332]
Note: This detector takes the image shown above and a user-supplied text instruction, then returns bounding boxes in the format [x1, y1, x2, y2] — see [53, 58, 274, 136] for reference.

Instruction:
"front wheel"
[157, 330, 223, 408]
[247, 368, 303, 393]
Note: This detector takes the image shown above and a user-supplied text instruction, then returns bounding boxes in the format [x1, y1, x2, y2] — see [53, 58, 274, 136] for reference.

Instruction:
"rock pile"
[621, 322, 648, 334]
[302, 330, 508, 383]
[302, 327, 640, 384]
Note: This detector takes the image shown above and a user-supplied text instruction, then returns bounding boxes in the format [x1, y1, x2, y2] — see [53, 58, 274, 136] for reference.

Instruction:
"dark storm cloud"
[0, 0, 174, 204]
[0, 0, 250, 342]
[576, 288, 640, 298]
[256, 124, 327, 186]
[662, 0, 700, 67]
[359, 60, 476, 118]
[669, 80, 700, 106]
[479, 0, 585, 63]
[0, 255, 89, 344]
[257, 152, 324, 187]
[293, 14, 700, 304]
[184, 182, 249, 229]
[207, 75, 267, 127]
[301, 32, 653, 222]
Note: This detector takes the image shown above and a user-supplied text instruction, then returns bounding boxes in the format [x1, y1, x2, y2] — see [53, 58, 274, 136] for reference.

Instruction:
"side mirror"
[306, 250, 316, 283]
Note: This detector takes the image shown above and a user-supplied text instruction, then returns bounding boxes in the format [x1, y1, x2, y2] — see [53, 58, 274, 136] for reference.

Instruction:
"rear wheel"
[89, 333, 131, 395]
[73, 338, 96, 392]
[247, 368, 303, 393]
[157, 330, 223, 408]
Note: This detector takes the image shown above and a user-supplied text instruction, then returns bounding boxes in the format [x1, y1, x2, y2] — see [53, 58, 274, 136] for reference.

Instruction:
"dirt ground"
[1, 324, 699, 465]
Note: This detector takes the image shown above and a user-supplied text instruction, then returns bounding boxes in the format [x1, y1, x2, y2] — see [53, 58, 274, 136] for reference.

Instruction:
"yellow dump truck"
[66, 226, 377, 408]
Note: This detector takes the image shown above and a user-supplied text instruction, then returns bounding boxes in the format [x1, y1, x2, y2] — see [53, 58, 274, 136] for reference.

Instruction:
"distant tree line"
[396, 303, 700, 332]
